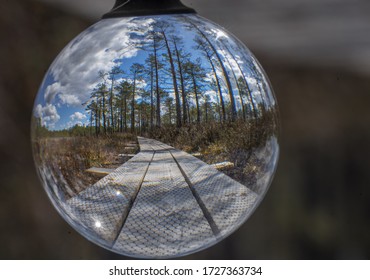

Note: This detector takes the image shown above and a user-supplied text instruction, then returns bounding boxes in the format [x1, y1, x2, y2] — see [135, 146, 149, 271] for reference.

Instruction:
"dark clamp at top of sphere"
[103, 0, 196, 18]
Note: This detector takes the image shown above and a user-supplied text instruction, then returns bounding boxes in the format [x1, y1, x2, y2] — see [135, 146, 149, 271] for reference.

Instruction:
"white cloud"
[136, 79, 148, 89]
[34, 104, 43, 119]
[70, 112, 87, 121]
[64, 112, 89, 129]
[44, 18, 154, 108]
[44, 82, 62, 103]
[43, 104, 60, 123]
[59, 94, 81, 106]
[66, 120, 84, 128]
[34, 104, 60, 127]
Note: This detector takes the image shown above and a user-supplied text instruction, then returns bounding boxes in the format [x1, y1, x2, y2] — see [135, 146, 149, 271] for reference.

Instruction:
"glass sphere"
[31, 14, 279, 258]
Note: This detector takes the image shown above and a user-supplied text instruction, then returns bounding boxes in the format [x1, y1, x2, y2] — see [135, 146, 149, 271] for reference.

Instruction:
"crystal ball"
[31, 14, 279, 258]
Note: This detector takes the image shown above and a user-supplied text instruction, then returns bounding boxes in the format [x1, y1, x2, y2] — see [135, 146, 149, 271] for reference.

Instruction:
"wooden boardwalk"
[65, 137, 258, 258]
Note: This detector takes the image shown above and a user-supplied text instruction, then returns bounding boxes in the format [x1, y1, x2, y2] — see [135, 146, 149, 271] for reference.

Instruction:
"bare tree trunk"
[154, 44, 161, 128]
[95, 98, 99, 136]
[109, 78, 114, 133]
[98, 100, 102, 135]
[139, 102, 142, 134]
[161, 31, 182, 127]
[222, 42, 258, 121]
[187, 97, 191, 123]
[222, 50, 246, 120]
[191, 71, 201, 124]
[150, 63, 154, 129]
[102, 91, 107, 134]
[124, 95, 127, 132]
[95, 110, 98, 136]
[120, 92, 124, 133]
[131, 75, 136, 133]
[206, 50, 226, 121]
[173, 40, 188, 124]
[189, 20, 237, 121]
[120, 107, 123, 133]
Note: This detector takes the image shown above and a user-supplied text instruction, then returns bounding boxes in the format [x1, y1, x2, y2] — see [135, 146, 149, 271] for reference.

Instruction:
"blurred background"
[1, 0, 370, 259]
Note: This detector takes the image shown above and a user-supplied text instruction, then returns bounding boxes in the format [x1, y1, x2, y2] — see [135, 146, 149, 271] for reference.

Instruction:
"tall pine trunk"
[191, 70, 201, 124]
[154, 43, 161, 127]
[120, 92, 124, 133]
[102, 91, 107, 134]
[124, 95, 127, 132]
[150, 62, 154, 129]
[189, 20, 237, 121]
[205, 49, 226, 121]
[222, 50, 246, 121]
[173, 40, 188, 124]
[109, 78, 114, 133]
[162, 31, 182, 127]
[131, 75, 136, 133]
[222, 42, 258, 121]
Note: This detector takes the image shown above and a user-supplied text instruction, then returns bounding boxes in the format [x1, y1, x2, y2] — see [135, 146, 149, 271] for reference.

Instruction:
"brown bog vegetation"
[32, 133, 137, 198]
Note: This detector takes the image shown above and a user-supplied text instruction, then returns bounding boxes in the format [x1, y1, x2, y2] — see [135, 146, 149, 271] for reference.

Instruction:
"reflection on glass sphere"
[31, 14, 279, 258]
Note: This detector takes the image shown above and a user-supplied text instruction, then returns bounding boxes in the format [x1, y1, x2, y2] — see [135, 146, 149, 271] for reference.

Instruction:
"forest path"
[66, 137, 258, 258]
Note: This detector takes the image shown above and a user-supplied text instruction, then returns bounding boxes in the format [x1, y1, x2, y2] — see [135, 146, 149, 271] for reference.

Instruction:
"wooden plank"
[86, 167, 115, 176]
[113, 151, 215, 258]
[118, 154, 136, 157]
[169, 148, 258, 238]
[125, 143, 137, 147]
[66, 151, 154, 247]
[135, 138, 259, 238]
[211, 161, 235, 170]
[65, 136, 258, 258]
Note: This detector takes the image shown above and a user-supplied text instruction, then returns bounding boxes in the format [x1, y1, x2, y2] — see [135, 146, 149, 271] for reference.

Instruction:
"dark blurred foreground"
[0, 0, 369, 259]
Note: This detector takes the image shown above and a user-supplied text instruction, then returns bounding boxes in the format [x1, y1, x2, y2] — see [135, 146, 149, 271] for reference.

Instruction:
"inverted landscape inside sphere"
[31, 14, 279, 258]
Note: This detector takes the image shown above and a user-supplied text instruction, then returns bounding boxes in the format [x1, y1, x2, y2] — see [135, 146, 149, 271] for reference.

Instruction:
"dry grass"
[147, 116, 278, 191]
[33, 133, 137, 198]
